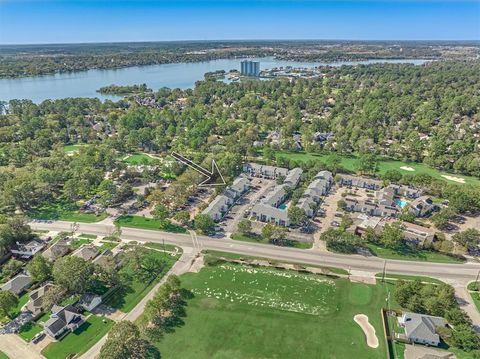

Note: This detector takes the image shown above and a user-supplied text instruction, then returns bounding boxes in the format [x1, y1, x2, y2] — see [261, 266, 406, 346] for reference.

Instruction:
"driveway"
[0, 334, 44, 359]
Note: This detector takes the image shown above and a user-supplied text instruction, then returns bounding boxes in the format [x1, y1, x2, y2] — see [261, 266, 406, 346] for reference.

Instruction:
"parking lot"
[223, 177, 276, 235]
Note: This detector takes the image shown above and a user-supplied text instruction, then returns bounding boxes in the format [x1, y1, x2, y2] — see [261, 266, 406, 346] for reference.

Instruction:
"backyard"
[41, 315, 113, 359]
[155, 262, 394, 359]
[104, 245, 182, 312]
[273, 151, 480, 186]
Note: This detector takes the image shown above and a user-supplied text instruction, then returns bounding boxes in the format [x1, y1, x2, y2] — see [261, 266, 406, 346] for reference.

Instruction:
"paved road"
[28, 220, 480, 358]
[31, 221, 480, 284]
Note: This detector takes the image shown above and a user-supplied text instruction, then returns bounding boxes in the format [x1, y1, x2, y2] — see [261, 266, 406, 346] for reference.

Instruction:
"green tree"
[173, 211, 190, 226]
[100, 321, 160, 359]
[450, 324, 480, 351]
[382, 169, 403, 183]
[194, 214, 215, 234]
[151, 204, 169, 222]
[237, 219, 252, 235]
[355, 154, 378, 176]
[453, 229, 480, 253]
[288, 206, 306, 227]
[0, 291, 18, 319]
[380, 222, 405, 249]
[26, 254, 52, 283]
[53, 256, 94, 294]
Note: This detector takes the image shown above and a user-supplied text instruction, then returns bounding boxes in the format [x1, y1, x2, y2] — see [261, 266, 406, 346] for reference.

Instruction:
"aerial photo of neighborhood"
[0, 1, 480, 359]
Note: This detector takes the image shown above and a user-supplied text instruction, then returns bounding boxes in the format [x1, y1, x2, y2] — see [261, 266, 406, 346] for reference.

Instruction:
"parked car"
[32, 332, 45, 344]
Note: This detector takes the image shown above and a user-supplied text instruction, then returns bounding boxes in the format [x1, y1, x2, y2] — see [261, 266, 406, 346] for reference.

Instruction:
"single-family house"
[42, 239, 71, 261]
[92, 249, 123, 269]
[10, 240, 45, 259]
[1, 273, 32, 295]
[72, 244, 99, 261]
[78, 293, 102, 312]
[25, 282, 55, 316]
[43, 305, 84, 340]
[399, 312, 448, 346]
[409, 196, 438, 218]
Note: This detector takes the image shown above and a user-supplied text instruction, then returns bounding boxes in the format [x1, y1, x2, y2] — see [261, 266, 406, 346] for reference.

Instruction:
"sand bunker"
[354, 314, 379, 348]
[441, 175, 466, 184]
[400, 166, 415, 172]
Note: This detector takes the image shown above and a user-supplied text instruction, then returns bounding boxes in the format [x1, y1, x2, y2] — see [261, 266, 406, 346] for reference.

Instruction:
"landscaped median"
[41, 315, 113, 359]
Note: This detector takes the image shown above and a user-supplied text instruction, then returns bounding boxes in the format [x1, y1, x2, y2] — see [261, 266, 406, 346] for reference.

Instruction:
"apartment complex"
[240, 60, 260, 77]
[296, 170, 333, 217]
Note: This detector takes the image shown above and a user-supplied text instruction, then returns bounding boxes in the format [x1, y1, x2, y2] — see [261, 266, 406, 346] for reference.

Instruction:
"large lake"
[0, 57, 429, 103]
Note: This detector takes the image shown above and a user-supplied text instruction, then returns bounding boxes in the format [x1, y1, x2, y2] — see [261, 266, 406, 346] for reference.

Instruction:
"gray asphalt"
[31, 220, 480, 284]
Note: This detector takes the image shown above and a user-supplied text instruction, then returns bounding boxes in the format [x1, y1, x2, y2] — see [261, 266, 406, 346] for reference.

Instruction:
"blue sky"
[0, 0, 479, 44]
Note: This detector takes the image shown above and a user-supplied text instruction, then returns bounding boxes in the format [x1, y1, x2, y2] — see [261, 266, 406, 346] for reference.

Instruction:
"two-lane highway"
[31, 220, 480, 284]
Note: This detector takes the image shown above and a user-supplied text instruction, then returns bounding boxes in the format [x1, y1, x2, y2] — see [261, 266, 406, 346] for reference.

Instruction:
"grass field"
[0, 351, 9, 359]
[123, 153, 159, 165]
[42, 315, 113, 359]
[70, 237, 92, 249]
[203, 250, 349, 275]
[63, 144, 88, 153]
[231, 232, 313, 249]
[274, 151, 480, 186]
[115, 215, 186, 233]
[104, 246, 181, 312]
[366, 244, 464, 264]
[468, 282, 480, 291]
[78, 233, 97, 239]
[28, 201, 107, 223]
[155, 263, 394, 359]
[18, 322, 43, 342]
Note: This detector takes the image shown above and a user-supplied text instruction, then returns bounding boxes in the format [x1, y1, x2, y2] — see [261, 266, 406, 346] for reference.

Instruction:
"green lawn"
[28, 200, 107, 223]
[98, 241, 119, 251]
[203, 249, 349, 275]
[468, 282, 480, 291]
[274, 151, 480, 186]
[18, 322, 43, 342]
[231, 232, 313, 249]
[42, 315, 113, 359]
[123, 153, 159, 165]
[0, 351, 9, 359]
[469, 292, 480, 313]
[70, 238, 92, 249]
[155, 262, 395, 359]
[375, 273, 444, 285]
[78, 233, 97, 239]
[63, 144, 88, 153]
[115, 215, 186, 233]
[366, 244, 464, 264]
[104, 246, 181, 312]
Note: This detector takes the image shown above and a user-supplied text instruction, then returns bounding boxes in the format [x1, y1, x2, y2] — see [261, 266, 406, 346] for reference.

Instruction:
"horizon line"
[1, 38, 480, 47]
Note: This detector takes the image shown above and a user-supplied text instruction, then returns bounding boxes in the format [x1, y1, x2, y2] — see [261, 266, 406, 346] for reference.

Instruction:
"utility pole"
[476, 269, 480, 285]
[382, 260, 387, 282]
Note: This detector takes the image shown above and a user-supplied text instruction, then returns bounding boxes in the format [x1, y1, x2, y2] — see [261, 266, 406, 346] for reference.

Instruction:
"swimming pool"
[279, 204, 287, 210]
[395, 199, 408, 208]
